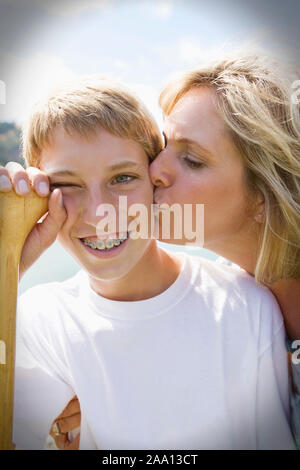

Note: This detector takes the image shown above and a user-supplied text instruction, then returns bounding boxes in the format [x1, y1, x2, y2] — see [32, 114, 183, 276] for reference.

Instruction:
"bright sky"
[0, 0, 299, 126]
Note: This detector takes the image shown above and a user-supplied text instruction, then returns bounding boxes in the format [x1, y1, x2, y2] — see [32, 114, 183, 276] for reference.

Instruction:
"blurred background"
[0, 0, 299, 293]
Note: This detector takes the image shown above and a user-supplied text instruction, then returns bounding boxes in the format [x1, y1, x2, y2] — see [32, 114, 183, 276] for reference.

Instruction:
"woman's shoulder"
[186, 253, 284, 327]
[185, 254, 285, 355]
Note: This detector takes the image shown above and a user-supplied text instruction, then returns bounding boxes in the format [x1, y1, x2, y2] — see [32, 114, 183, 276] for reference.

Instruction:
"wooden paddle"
[0, 189, 48, 449]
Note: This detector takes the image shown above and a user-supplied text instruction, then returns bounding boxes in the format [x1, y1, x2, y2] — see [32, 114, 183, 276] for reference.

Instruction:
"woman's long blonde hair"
[159, 54, 300, 284]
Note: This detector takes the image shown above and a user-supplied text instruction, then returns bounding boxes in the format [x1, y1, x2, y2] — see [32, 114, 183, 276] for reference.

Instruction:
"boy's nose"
[81, 187, 113, 227]
[149, 150, 173, 188]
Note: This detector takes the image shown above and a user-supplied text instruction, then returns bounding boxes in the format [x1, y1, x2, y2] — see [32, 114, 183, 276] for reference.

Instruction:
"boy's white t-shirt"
[13, 253, 295, 449]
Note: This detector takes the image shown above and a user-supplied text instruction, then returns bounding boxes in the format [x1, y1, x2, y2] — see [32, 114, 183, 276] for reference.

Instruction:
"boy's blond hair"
[159, 54, 300, 284]
[22, 75, 163, 167]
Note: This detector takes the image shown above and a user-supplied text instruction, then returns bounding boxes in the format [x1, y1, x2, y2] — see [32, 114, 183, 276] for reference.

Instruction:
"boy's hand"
[0, 162, 67, 279]
[50, 396, 81, 450]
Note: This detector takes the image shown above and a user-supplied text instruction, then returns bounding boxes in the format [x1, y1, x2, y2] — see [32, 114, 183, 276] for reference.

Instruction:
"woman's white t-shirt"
[13, 253, 295, 449]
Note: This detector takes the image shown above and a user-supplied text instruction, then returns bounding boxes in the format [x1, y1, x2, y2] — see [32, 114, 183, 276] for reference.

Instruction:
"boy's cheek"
[126, 185, 154, 208]
[61, 197, 84, 226]
[57, 221, 76, 247]
[62, 194, 80, 211]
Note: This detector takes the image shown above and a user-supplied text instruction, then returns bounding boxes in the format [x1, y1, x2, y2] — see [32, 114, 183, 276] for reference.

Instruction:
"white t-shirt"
[13, 253, 295, 450]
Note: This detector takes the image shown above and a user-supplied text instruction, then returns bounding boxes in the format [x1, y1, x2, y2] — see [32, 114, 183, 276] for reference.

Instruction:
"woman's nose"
[149, 150, 173, 188]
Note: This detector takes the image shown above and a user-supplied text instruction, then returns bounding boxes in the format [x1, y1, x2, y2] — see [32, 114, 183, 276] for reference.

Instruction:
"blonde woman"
[151, 54, 300, 336]
[150, 53, 300, 447]
[44, 54, 300, 450]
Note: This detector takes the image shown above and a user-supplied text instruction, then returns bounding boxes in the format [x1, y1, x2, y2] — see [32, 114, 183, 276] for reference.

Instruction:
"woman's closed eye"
[182, 155, 205, 169]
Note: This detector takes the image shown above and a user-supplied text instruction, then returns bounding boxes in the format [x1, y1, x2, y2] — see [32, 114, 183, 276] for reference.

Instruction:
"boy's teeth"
[105, 239, 114, 249]
[97, 240, 105, 250]
[83, 234, 128, 251]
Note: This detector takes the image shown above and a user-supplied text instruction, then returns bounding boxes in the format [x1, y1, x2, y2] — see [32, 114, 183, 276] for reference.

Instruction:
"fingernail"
[0, 174, 11, 190]
[58, 190, 64, 208]
[38, 181, 49, 195]
[17, 179, 29, 194]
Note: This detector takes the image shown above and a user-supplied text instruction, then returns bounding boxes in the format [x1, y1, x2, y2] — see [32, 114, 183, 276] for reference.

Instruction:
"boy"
[3, 76, 295, 449]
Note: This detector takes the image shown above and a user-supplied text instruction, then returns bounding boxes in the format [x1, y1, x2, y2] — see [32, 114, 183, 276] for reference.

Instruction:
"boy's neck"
[88, 241, 183, 302]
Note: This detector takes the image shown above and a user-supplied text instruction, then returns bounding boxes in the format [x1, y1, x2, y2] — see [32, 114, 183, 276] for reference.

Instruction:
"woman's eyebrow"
[164, 132, 213, 157]
[177, 138, 213, 155]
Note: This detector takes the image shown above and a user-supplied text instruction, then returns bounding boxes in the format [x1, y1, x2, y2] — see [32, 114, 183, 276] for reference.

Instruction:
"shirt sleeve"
[13, 298, 75, 450]
[256, 323, 296, 449]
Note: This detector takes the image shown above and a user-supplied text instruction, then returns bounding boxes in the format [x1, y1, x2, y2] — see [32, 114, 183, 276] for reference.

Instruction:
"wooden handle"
[0, 190, 48, 450]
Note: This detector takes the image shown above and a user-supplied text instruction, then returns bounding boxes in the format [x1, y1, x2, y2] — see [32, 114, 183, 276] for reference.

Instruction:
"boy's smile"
[39, 125, 155, 283]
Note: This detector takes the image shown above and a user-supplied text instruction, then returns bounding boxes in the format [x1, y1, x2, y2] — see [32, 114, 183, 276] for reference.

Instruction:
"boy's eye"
[112, 174, 136, 184]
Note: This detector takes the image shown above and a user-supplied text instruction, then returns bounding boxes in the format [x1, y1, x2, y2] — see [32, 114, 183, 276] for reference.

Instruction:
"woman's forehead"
[167, 87, 228, 138]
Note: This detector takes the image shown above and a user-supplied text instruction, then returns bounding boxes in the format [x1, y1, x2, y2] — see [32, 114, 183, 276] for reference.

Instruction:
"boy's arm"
[0, 162, 67, 280]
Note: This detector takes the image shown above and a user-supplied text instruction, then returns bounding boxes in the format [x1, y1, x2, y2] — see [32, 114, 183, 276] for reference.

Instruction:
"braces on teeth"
[83, 234, 128, 250]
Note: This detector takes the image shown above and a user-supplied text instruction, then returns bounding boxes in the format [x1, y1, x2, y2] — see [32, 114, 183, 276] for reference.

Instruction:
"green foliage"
[0, 122, 25, 167]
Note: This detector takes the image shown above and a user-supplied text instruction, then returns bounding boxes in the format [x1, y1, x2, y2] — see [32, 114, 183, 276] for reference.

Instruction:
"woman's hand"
[50, 395, 81, 450]
[0, 162, 67, 279]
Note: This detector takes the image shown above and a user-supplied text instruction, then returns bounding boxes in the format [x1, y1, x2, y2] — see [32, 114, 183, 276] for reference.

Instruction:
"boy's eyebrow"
[46, 161, 143, 178]
[107, 161, 144, 171]
[47, 170, 78, 177]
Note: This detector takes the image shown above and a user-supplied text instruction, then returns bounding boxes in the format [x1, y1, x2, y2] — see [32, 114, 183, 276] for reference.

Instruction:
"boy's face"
[39, 125, 155, 282]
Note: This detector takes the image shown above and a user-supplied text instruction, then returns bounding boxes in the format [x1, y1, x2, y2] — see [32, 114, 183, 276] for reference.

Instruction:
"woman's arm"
[49, 396, 81, 450]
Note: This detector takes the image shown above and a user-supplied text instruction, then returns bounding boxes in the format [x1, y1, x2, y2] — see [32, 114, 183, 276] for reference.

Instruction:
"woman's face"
[149, 86, 258, 250]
